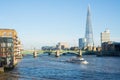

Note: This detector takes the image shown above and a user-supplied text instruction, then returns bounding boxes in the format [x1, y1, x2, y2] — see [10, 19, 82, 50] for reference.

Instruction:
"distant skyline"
[0, 0, 120, 49]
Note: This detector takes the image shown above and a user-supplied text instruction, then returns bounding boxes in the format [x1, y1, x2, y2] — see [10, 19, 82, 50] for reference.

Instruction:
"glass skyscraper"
[85, 5, 94, 47]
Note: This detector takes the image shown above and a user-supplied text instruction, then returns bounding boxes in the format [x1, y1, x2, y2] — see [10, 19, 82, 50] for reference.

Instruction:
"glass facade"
[85, 5, 94, 47]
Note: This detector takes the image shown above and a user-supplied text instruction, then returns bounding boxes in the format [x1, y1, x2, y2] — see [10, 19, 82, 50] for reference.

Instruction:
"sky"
[0, 0, 120, 49]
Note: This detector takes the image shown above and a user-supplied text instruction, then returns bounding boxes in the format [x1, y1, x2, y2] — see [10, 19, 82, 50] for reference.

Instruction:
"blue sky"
[0, 0, 120, 49]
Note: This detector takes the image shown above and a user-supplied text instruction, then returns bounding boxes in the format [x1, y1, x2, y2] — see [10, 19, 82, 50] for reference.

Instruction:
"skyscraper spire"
[85, 5, 94, 47]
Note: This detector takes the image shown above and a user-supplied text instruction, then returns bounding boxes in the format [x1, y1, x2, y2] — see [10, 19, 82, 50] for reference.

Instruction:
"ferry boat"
[67, 57, 89, 64]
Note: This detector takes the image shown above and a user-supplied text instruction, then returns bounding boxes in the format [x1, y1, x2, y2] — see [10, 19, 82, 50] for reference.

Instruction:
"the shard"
[85, 5, 94, 47]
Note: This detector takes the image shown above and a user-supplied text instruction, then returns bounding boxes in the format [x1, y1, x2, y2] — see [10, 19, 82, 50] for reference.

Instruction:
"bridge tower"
[55, 50, 60, 57]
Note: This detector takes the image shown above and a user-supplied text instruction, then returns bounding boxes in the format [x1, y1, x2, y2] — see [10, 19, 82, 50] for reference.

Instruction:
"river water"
[0, 53, 120, 80]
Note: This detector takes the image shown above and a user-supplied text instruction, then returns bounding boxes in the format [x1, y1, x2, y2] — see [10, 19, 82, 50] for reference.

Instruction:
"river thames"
[0, 54, 120, 80]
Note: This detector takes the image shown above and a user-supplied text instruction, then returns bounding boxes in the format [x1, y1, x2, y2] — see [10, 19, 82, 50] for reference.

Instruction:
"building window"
[7, 43, 12, 47]
[1, 43, 6, 47]
[3, 32, 7, 37]
[9, 32, 12, 37]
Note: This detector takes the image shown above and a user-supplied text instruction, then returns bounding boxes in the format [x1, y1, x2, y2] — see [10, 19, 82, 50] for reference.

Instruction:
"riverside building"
[101, 29, 110, 44]
[0, 29, 22, 68]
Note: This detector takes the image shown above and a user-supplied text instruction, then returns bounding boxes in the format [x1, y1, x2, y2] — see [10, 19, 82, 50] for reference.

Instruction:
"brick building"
[0, 29, 22, 67]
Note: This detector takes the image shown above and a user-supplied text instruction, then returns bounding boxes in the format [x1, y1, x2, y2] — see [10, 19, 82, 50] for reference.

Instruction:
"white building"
[56, 42, 69, 50]
[101, 29, 110, 44]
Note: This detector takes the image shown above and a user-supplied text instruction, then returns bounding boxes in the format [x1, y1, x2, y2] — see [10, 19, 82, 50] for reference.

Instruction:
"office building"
[101, 29, 110, 44]
[79, 38, 86, 49]
[85, 5, 94, 47]
[56, 42, 69, 50]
